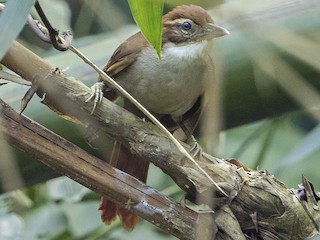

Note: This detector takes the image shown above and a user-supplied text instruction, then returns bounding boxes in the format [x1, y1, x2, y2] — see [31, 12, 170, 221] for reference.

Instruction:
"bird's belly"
[133, 77, 201, 116]
[117, 66, 205, 117]
[114, 46, 210, 117]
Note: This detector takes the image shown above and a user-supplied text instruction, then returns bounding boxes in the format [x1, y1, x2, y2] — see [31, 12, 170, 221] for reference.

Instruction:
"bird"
[89, 5, 229, 230]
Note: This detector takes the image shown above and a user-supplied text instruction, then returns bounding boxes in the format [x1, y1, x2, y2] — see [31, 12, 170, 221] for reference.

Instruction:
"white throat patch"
[162, 40, 211, 60]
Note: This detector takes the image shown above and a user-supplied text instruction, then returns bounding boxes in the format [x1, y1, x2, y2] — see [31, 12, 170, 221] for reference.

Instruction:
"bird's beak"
[207, 23, 230, 38]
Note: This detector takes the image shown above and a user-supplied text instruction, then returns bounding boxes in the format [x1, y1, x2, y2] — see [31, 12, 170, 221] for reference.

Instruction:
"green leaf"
[61, 202, 102, 238]
[0, 0, 37, 60]
[24, 204, 67, 240]
[47, 177, 91, 202]
[0, 212, 24, 240]
[128, 0, 163, 58]
[277, 125, 320, 170]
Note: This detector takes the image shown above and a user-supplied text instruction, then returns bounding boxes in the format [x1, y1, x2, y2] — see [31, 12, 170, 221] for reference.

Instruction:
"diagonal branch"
[0, 98, 198, 240]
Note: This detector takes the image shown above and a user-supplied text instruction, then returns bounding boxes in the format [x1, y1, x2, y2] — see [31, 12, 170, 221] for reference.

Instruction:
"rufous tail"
[99, 141, 149, 231]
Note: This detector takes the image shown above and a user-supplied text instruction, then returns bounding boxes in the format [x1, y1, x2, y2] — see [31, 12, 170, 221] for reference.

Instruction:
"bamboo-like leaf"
[128, 0, 163, 58]
[0, 0, 36, 60]
[280, 125, 320, 167]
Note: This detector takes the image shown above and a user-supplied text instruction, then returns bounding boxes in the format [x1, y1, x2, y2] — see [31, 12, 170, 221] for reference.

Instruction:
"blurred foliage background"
[0, 0, 319, 239]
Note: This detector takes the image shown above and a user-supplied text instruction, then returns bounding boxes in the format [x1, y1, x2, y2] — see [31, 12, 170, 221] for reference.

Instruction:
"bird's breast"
[115, 41, 213, 117]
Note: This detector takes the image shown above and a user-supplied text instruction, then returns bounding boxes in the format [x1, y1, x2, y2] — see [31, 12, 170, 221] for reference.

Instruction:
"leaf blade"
[128, 0, 163, 58]
[0, 0, 37, 60]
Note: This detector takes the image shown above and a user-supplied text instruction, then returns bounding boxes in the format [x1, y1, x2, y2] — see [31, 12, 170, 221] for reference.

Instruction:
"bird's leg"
[187, 135, 203, 158]
[176, 119, 192, 140]
[176, 120, 202, 158]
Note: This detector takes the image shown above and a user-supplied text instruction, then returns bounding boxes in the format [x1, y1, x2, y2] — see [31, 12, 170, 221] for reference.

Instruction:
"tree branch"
[0, 98, 198, 239]
[1, 41, 319, 239]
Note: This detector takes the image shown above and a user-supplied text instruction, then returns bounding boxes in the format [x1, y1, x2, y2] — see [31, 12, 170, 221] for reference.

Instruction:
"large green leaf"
[0, 0, 36, 60]
[128, 0, 163, 58]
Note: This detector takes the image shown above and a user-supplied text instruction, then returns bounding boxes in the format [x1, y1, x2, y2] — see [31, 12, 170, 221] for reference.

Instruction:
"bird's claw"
[187, 136, 203, 158]
[85, 82, 104, 114]
[75, 82, 104, 114]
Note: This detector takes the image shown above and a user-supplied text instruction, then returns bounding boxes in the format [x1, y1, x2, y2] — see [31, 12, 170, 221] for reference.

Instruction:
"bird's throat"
[162, 40, 212, 60]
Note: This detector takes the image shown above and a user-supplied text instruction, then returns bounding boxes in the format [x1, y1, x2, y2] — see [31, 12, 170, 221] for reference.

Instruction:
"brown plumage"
[97, 5, 228, 230]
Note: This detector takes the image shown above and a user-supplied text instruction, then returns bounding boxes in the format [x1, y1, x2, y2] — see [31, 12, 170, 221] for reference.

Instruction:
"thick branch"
[1, 41, 319, 239]
[0, 99, 198, 239]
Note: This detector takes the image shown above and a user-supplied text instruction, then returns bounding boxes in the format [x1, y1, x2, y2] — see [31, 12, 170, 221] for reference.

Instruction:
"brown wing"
[100, 32, 149, 78]
[99, 32, 149, 100]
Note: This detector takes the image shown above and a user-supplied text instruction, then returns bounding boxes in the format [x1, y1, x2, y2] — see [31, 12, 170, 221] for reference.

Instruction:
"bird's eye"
[182, 21, 192, 31]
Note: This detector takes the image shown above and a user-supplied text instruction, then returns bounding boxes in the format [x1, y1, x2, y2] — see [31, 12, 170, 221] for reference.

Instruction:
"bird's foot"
[76, 82, 104, 114]
[186, 135, 202, 158]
